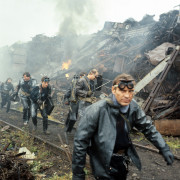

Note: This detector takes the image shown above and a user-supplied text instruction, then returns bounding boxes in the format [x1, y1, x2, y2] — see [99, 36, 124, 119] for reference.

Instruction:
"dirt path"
[0, 108, 180, 180]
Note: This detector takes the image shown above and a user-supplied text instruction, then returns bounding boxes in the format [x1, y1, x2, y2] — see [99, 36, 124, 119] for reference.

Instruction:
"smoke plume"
[55, 0, 98, 35]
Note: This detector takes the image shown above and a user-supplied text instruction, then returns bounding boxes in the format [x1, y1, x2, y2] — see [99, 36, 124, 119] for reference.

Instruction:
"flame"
[65, 74, 69, 78]
[62, 60, 72, 70]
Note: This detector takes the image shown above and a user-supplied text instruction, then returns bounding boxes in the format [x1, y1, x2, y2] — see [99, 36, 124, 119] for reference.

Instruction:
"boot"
[43, 130, 50, 135]
[23, 109, 29, 124]
[32, 117, 37, 132]
[43, 117, 49, 134]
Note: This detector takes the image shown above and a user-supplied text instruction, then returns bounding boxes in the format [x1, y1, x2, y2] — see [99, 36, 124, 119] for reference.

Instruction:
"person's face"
[89, 72, 98, 80]
[42, 81, 49, 88]
[88, 74, 95, 80]
[7, 79, 12, 83]
[112, 85, 134, 106]
[23, 75, 30, 81]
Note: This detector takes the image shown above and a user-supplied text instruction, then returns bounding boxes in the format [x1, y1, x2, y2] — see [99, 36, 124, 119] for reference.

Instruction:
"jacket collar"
[106, 94, 138, 116]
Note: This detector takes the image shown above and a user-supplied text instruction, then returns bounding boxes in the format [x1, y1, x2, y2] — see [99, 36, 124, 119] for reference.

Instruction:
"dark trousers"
[65, 102, 79, 132]
[95, 155, 129, 180]
[1, 93, 11, 112]
[31, 102, 48, 131]
[21, 96, 31, 122]
[78, 100, 91, 119]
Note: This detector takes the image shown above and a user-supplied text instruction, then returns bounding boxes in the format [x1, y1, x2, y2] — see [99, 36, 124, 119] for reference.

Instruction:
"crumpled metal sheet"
[145, 42, 175, 65]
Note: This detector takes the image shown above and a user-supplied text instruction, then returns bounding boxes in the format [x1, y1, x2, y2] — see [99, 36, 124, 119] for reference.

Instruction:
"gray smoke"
[0, 47, 12, 82]
[55, 0, 97, 35]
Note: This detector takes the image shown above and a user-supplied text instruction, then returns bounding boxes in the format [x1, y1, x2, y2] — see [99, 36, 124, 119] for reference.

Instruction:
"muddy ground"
[0, 121, 71, 179]
[0, 108, 180, 180]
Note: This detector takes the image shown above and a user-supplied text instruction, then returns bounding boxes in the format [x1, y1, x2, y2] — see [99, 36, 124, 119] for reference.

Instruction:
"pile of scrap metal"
[1, 9, 180, 135]
[135, 43, 180, 136]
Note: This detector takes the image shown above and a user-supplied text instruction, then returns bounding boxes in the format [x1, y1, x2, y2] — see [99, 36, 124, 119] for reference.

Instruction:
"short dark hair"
[79, 72, 86, 77]
[6, 78, 12, 82]
[113, 73, 135, 86]
[23, 72, 30, 77]
[41, 76, 50, 82]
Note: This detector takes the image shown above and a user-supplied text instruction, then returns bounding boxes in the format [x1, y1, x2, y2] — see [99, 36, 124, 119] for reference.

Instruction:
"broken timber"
[134, 56, 170, 93]
[142, 46, 180, 112]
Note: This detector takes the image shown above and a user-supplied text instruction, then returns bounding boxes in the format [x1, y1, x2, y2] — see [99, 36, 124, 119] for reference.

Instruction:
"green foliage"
[165, 136, 180, 150]
[47, 172, 72, 180]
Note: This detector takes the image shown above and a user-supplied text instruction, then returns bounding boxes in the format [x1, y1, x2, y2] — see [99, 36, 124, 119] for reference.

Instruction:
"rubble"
[0, 152, 34, 180]
[0, 9, 180, 135]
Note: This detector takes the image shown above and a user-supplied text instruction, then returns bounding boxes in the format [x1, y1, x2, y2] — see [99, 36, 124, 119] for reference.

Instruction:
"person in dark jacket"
[72, 73, 174, 180]
[14, 72, 37, 125]
[31, 76, 52, 134]
[0, 78, 14, 112]
[64, 72, 86, 132]
[75, 69, 102, 119]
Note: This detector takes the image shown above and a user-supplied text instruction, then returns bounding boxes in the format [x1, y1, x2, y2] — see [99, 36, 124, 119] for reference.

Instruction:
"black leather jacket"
[39, 84, 51, 102]
[75, 76, 95, 98]
[16, 78, 37, 97]
[1, 82, 14, 95]
[72, 94, 169, 179]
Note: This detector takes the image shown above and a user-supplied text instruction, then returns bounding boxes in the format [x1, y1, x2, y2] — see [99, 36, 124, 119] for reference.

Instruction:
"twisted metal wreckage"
[1, 10, 180, 135]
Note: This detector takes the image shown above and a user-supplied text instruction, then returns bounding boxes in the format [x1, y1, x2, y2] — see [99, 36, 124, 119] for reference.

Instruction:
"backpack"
[69, 75, 79, 103]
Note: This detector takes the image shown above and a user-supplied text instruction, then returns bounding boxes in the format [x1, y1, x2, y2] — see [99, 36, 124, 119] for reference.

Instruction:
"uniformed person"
[64, 72, 86, 132]
[0, 78, 14, 112]
[72, 73, 174, 180]
[31, 76, 53, 134]
[14, 72, 37, 125]
[75, 69, 102, 118]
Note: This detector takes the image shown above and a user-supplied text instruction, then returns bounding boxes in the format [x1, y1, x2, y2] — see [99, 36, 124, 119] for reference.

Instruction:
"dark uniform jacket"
[16, 78, 37, 97]
[72, 94, 169, 179]
[75, 76, 94, 98]
[1, 82, 14, 95]
[39, 84, 51, 102]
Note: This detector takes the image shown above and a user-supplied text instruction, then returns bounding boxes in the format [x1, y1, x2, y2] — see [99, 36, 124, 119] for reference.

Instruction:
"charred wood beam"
[153, 106, 180, 119]
[142, 46, 180, 112]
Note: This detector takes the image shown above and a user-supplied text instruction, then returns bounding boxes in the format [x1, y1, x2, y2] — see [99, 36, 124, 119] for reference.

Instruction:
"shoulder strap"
[84, 77, 91, 91]
[105, 98, 131, 132]
[119, 113, 131, 132]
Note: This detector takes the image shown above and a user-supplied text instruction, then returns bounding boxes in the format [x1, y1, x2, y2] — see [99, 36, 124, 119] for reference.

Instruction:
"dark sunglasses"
[114, 81, 134, 90]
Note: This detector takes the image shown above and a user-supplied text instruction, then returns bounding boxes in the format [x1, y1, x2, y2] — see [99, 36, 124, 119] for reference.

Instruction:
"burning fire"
[61, 60, 72, 70]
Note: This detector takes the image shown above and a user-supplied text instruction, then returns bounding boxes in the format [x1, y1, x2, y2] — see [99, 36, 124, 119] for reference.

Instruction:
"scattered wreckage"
[1, 10, 180, 136]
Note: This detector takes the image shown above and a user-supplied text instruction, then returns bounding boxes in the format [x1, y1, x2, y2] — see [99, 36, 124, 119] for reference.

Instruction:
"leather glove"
[160, 145, 174, 165]
[87, 91, 93, 97]
[37, 99, 43, 106]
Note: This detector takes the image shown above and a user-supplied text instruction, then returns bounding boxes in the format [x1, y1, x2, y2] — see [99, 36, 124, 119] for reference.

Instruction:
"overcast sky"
[0, 0, 179, 47]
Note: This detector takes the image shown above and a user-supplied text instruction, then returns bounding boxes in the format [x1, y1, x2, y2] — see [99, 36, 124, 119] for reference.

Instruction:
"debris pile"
[1, 9, 180, 134]
[0, 152, 34, 180]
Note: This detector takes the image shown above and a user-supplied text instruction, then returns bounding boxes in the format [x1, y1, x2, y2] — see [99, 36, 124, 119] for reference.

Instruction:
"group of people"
[64, 70, 174, 180]
[64, 69, 102, 132]
[0, 69, 175, 179]
[0, 72, 53, 134]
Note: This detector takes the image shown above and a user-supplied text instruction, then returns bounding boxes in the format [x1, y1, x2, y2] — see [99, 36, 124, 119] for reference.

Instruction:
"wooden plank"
[134, 56, 170, 93]
[154, 119, 180, 136]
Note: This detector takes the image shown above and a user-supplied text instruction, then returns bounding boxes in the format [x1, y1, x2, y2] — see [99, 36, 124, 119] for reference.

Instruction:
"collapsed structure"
[0, 10, 180, 135]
